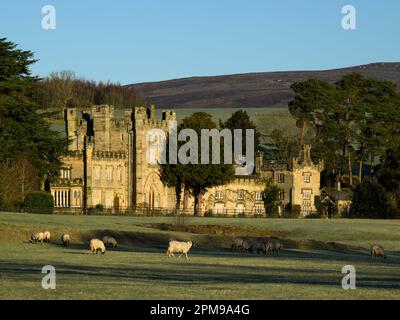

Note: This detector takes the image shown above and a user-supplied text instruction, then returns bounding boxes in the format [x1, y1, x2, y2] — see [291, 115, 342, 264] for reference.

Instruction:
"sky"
[0, 0, 399, 84]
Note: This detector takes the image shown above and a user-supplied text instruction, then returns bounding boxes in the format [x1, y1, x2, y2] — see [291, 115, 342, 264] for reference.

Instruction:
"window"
[255, 191, 263, 201]
[60, 168, 71, 179]
[303, 172, 311, 183]
[236, 203, 245, 214]
[277, 173, 285, 183]
[214, 203, 224, 214]
[117, 168, 122, 181]
[279, 190, 285, 200]
[105, 192, 113, 208]
[302, 189, 312, 200]
[94, 166, 101, 180]
[215, 190, 224, 200]
[106, 167, 113, 181]
[237, 190, 245, 200]
[254, 204, 264, 215]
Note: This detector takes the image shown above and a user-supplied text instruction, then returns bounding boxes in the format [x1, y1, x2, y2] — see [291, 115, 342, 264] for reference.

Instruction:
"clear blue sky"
[1, 0, 399, 84]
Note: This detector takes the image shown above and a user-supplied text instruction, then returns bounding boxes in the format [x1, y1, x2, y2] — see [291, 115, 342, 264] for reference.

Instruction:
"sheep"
[371, 244, 387, 259]
[89, 238, 106, 254]
[30, 232, 44, 244]
[240, 240, 253, 253]
[231, 237, 244, 251]
[166, 240, 194, 259]
[255, 241, 267, 254]
[266, 239, 282, 255]
[102, 236, 117, 248]
[61, 234, 70, 247]
[43, 231, 51, 243]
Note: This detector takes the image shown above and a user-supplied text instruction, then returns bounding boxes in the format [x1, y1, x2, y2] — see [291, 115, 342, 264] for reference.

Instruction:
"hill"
[127, 62, 400, 109]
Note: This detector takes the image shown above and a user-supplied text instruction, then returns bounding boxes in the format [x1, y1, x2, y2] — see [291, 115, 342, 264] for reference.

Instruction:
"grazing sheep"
[102, 236, 117, 248]
[30, 232, 44, 244]
[255, 241, 267, 254]
[371, 244, 387, 259]
[61, 234, 70, 247]
[43, 231, 51, 243]
[166, 240, 194, 259]
[241, 240, 253, 253]
[231, 237, 244, 251]
[89, 238, 106, 254]
[266, 240, 282, 255]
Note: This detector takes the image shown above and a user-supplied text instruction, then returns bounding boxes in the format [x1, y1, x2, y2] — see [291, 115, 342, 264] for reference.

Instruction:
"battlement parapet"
[93, 150, 127, 160]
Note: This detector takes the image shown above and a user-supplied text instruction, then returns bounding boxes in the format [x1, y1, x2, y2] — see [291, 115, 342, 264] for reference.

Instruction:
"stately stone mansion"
[50, 105, 323, 216]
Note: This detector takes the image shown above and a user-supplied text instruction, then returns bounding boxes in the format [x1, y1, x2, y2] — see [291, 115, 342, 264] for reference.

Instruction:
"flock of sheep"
[29, 231, 118, 254]
[29, 231, 387, 259]
[231, 237, 282, 255]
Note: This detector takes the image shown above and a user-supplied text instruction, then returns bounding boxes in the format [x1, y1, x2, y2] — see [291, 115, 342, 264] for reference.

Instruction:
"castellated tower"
[52, 104, 176, 212]
[131, 105, 176, 209]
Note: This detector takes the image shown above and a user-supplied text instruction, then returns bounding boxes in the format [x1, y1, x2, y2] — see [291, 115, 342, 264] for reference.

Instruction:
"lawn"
[0, 211, 399, 300]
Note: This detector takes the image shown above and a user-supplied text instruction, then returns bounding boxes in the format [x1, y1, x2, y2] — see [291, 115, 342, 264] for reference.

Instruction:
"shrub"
[204, 210, 213, 217]
[282, 204, 302, 218]
[23, 192, 54, 214]
[349, 178, 389, 218]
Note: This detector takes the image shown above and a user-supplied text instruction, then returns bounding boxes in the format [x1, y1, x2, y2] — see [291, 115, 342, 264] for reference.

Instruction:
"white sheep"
[231, 237, 244, 251]
[371, 244, 387, 259]
[266, 240, 282, 255]
[61, 234, 70, 246]
[102, 236, 117, 248]
[30, 232, 44, 244]
[43, 231, 51, 243]
[90, 238, 106, 254]
[166, 240, 194, 259]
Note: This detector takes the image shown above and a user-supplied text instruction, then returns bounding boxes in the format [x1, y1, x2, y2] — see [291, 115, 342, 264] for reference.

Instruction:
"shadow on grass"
[0, 256, 399, 290]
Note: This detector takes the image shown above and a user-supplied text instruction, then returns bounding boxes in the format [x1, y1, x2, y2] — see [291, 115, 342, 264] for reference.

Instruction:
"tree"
[158, 139, 187, 211]
[289, 79, 337, 147]
[262, 181, 281, 217]
[0, 38, 65, 197]
[34, 70, 144, 110]
[159, 112, 235, 216]
[269, 128, 299, 161]
[289, 73, 400, 187]
[378, 147, 400, 216]
[220, 110, 261, 152]
[349, 178, 389, 218]
[0, 154, 39, 208]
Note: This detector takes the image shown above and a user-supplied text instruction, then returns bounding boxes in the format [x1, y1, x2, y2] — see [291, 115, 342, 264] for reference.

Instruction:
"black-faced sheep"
[102, 236, 118, 248]
[61, 234, 70, 246]
[167, 240, 194, 259]
[30, 232, 44, 244]
[90, 238, 106, 254]
[371, 244, 387, 259]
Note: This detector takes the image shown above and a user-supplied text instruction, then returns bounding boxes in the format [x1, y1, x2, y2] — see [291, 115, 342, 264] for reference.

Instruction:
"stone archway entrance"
[143, 173, 163, 210]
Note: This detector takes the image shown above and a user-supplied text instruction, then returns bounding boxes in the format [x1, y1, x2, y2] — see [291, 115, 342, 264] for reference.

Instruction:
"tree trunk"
[194, 192, 200, 216]
[175, 183, 181, 211]
[21, 162, 25, 202]
[348, 150, 353, 186]
[358, 159, 363, 182]
[299, 120, 307, 146]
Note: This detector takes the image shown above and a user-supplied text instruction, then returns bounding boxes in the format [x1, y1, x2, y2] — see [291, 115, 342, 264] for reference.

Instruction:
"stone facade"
[50, 105, 323, 216]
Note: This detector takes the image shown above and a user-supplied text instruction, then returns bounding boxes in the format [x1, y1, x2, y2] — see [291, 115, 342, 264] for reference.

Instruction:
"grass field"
[1, 211, 399, 300]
